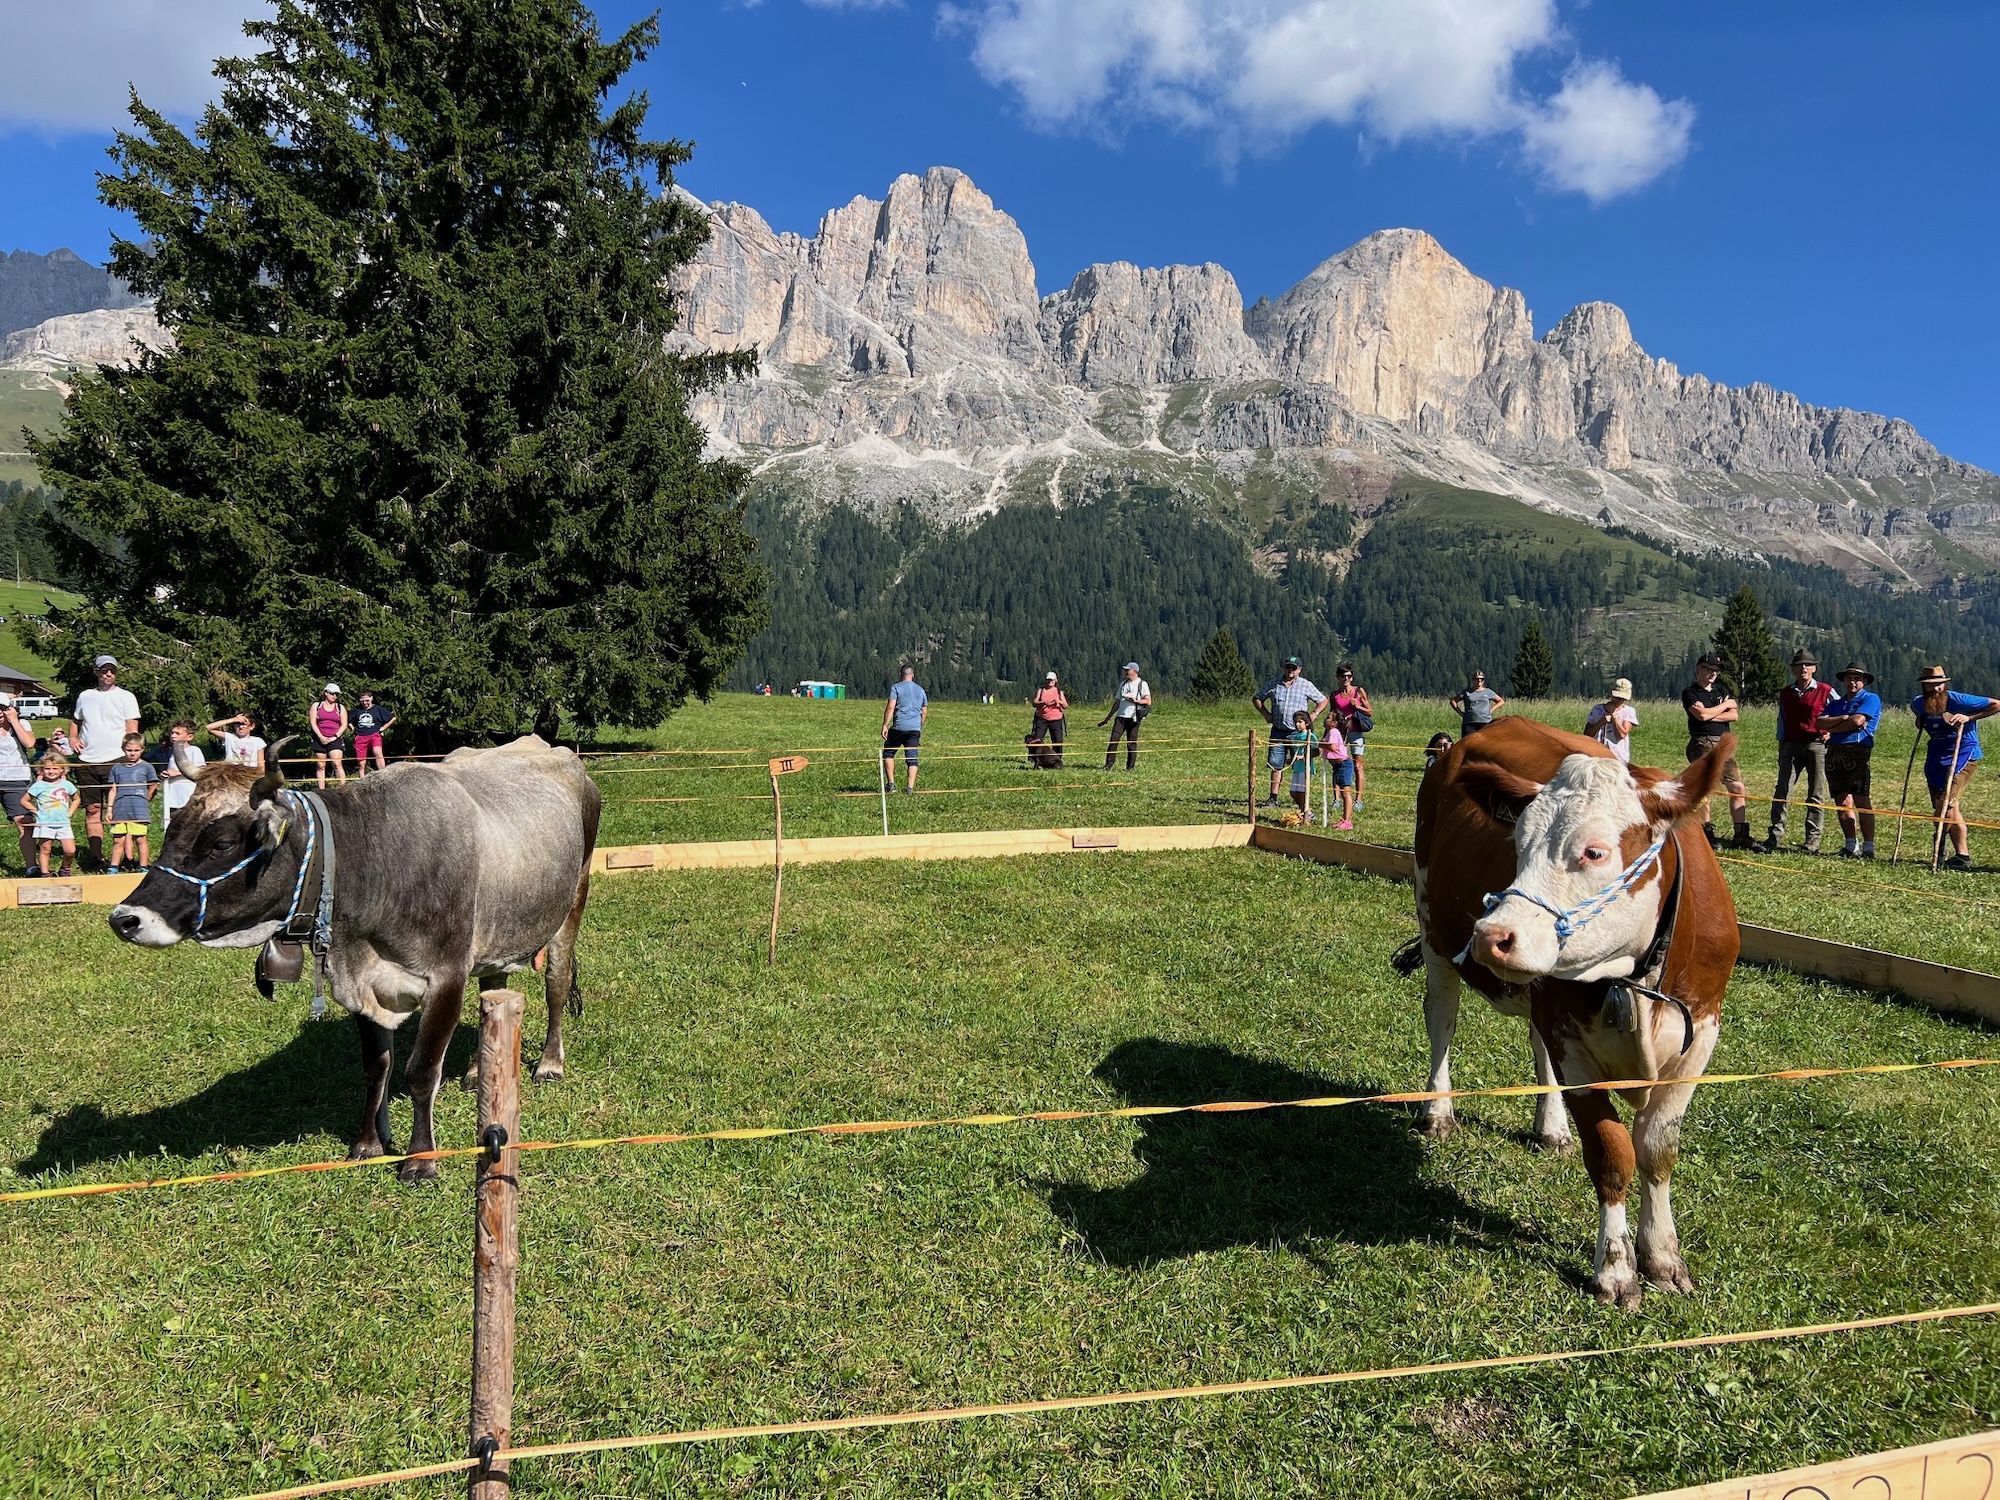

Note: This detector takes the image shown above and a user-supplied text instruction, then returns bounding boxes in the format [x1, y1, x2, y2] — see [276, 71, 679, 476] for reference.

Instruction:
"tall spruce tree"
[26, 0, 765, 743]
[1188, 626, 1256, 703]
[1510, 617, 1555, 698]
[1713, 585, 1786, 703]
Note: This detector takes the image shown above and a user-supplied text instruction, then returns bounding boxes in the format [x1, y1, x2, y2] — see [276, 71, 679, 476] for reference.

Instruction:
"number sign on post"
[768, 756, 808, 964]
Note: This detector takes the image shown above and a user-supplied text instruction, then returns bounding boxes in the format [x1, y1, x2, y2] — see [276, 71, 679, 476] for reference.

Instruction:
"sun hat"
[1790, 648, 1817, 668]
[1919, 665, 1951, 688]
[1837, 661, 1875, 685]
[92, 654, 119, 669]
[324, 682, 341, 695]
[1610, 677, 1634, 700]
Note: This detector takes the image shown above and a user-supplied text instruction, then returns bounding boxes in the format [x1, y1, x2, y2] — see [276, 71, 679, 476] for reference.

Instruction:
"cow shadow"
[15, 1015, 481, 1178]
[1042, 1038, 1527, 1268]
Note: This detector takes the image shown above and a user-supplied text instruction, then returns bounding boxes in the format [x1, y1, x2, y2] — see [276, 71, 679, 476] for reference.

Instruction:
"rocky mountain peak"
[1546, 301, 1637, 371]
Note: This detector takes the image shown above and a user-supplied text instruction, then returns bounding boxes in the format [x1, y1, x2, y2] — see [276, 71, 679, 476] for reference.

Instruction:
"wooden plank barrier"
[1641, 1426, 2000, 1500]
[582, 822, 1254, 875]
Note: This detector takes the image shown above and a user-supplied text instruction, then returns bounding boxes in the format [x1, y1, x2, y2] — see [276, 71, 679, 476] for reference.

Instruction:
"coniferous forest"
[729, 476, 2000, 703]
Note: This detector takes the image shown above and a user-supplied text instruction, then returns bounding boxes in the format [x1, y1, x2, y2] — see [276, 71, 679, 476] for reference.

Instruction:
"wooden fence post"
[1246, 730, 1256, 824]
[470, 988, 523, 1500]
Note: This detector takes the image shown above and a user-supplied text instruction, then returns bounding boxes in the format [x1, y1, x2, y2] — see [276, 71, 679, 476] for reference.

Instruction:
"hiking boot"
[1702, 825, 1720, 850]
[1259, 795, 1280, 808]
[1758, 835, 1781, 854]
[1730, 827, 1756, 851]
[1944, 852, 1973, 872]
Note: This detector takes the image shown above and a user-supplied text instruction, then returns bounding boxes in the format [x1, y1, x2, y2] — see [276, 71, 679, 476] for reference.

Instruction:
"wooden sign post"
[768, 755, 809, 964]
[469, 989, 523, 1500]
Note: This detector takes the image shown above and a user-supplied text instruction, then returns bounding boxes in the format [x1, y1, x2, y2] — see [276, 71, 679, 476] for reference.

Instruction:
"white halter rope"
[1453, 831, 1669, 965]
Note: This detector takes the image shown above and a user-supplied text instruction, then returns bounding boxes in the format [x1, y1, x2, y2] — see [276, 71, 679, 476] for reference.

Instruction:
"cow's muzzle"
[1468, 901, 1562, 981]
[109, 903, 184, 948]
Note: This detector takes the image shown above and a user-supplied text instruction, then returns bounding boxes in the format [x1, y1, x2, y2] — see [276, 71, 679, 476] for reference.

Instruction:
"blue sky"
[2, 1, 1994, 467]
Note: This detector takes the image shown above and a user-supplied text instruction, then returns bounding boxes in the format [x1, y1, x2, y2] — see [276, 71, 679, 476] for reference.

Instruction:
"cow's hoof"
[1418, 1110, 1456, 1139]
[532, 1059, 565, 1085]
[348, 1139, 391, 1162]
[460, 1063, 481, 1093]
[1641, 1255, 1695, 1293]
[1591, 1275, 1644, 1311]
[397, 1156, 441, 1186]
[1531, 1133, 1577, 1156]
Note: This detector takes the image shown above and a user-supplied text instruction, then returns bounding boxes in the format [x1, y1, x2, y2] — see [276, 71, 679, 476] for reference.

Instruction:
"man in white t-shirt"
[70, 654, 142, 869]
[1100, 661, 1152, 770]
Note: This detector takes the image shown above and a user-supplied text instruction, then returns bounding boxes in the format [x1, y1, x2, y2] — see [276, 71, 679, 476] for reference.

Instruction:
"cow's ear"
[1457, 761, 1544, 822]
[1637, 733, 1736, 827]
[252, 799, 289, 852]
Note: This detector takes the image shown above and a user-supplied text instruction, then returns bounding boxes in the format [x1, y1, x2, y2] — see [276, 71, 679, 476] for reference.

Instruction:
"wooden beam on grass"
[1639, 1425, 2000, 1500]
[1737, 923, 2000, 1026]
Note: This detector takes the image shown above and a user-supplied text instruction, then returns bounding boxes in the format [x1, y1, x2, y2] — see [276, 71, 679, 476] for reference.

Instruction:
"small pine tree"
[1511, 618, 1555, 698]
[1714, 585, 1786, 703]
[1188, 627, 1256, 703]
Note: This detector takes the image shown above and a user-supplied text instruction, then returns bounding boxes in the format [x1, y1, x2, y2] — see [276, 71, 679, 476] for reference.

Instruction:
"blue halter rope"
[1456, 831, 1669, 962]
[153, 790, 317, 939]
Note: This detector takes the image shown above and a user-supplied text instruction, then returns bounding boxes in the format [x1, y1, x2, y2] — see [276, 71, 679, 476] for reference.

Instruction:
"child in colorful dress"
[1286, 710, 1319, 825]
[1321, 717, 1356, 830]
[28, 752, 78, 877]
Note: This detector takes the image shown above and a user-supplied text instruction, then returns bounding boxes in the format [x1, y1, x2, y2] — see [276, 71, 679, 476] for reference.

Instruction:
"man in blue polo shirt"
[881, 664, 928, 794]
[1252, 656, 1326, 809]
[1818, 661, 1882, 859]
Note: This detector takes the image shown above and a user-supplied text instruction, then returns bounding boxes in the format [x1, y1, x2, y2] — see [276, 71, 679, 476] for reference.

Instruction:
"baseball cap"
[1697, 652, 1723, 668]
[1284, 655, 1302, 668]
[1124, 661, 1140, 671]
[92, 654, 119, 669]
[1044, 671, 1057, 681]
[325, 682, 342, 695]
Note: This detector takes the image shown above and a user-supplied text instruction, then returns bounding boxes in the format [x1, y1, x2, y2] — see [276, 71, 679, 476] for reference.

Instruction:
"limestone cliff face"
[1041, 262, 1267, 387]
[0, 306, 170, 372]
[666, 168, 1998, 577]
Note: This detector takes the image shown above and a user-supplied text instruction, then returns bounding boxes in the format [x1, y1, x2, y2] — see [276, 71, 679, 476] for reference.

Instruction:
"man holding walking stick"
[1819, 662, 1882, 859]
[1763, 649, 1833, 854]
[1910, 665, 1999, 872]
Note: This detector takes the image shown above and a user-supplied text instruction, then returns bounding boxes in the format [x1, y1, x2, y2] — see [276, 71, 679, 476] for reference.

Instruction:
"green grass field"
[0, 371, 66, 488]
[0, 579, 80, 683]
[3, 842, 1999, 1497]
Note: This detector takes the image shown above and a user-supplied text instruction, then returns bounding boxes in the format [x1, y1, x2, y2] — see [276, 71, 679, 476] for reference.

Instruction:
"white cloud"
[0, 2, 267, 136]
[953, 0, 1693, 199]
[1520, 61, 1694, 201]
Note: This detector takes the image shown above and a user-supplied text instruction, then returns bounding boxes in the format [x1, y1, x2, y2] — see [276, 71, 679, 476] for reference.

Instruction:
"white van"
[6, 694, 59, 720]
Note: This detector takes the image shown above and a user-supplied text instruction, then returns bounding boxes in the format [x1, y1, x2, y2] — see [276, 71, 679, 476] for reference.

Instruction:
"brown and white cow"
[1410, 716, 1739, 1308]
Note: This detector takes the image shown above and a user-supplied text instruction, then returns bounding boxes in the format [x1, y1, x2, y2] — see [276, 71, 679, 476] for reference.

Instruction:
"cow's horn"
[250, 735, 297, 804]
[171, 742, 206, 782]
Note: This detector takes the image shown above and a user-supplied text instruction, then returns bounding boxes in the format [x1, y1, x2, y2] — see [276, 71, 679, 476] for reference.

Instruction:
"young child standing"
[1321, 716, 1356, 830]
[106, 733, 158, 873]
[160, 720, 203, 833]
[28, 752, 79, 877]
[1286, 710, 1320, 825]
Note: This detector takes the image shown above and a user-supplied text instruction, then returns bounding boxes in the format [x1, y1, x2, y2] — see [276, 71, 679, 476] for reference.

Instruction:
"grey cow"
[110, 735, 600, 1182]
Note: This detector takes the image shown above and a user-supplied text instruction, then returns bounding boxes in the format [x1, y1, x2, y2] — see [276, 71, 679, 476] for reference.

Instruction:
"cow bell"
[256, 937, 306, 999]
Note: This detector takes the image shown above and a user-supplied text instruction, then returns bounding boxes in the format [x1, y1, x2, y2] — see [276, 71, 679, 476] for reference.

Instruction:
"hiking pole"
[1932, 722, 1966, 874]
[1890, 729, 1921, 865]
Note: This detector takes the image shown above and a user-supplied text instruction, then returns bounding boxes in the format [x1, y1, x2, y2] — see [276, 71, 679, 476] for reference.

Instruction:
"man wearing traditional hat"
[1910, 666, 2000, 871]
[1819, 662, 1882, 858]
[1765, 648, 1834, 854]
[1682, 652, 1752, 848]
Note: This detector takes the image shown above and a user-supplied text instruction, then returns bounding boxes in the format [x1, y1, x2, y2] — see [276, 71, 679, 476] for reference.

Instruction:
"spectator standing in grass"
[1682, 653, 1753, 849]
[208, 712, 268, 770]
[160, 720, 202, 834]
[1253, 656, 1326, 809]
[1331, 664, 1374, 810]
[352, 689, 395, 775]
[1910, 665, 1999, 872]
[105, 732, 158, 873]
[1820, 662, 1882, 860]
[881, 664, 927, 794]
[1, 692, 36, 873]
[1585, 679, 1639, 762]
[1765, 649, 1833, 854]
[1450, 670, 1503, 738]
[1026, 671, 1068, 769]
[1284, 709, 1319, 824]
[310, 683, 349, 788]
[1424, 732, 1454, 769]
[28, 751, 78, 877]
[70, 653, 141, 870]
[1100, 662, 1151, 771]
[1321, 714, 1356, 830]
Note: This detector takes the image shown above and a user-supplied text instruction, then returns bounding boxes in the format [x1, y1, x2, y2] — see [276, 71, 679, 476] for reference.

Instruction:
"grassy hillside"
[0, 371, 64, 488]
[0, 579, 78, 684]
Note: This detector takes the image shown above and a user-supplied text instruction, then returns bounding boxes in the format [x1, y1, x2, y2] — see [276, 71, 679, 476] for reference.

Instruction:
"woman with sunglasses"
[1331, 664, 1374, 812]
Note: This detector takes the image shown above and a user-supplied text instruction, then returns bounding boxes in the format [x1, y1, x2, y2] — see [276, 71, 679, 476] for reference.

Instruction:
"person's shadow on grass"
[15, 1016, 479, 1179]
[1043, 1037, 1526, 1267]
